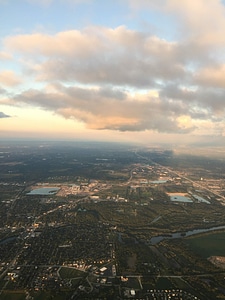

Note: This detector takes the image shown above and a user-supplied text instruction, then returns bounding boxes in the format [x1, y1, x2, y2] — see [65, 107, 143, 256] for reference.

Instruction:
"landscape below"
[1, 141, 225, 299]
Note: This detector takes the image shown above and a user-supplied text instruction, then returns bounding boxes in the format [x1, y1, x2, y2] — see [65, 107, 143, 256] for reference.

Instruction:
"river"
[150, 225, 225, 245]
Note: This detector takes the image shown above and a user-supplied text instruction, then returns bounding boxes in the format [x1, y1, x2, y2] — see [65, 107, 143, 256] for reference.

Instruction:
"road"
[134, 151, 225, 202]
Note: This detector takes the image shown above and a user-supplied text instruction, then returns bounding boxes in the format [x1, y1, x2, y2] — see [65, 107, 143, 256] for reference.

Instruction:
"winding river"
[150, 225, 225, 245]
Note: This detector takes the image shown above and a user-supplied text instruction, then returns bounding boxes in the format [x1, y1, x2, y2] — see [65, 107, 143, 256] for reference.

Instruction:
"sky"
[1, 0, 225, 147]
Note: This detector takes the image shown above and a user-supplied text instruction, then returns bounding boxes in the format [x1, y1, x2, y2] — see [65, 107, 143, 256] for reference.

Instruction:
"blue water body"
[0, 236, 17, 245]
[170, 195, 193, 203]
[27, 187, 60, 195]
[150, 225, 225, 245]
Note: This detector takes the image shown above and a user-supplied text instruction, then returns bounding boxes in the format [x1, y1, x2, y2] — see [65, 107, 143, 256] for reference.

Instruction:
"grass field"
[0, 291, 26, 300]
[59, 267, 86, 279]
[32, 291, 71, 300]
[155, 277, 174, 289]
[185, 231, 225, 259]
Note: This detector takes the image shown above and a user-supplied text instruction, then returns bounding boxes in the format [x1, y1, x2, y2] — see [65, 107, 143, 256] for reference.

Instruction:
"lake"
[27, 187, 60, 195]
[170, 195, 193, 203]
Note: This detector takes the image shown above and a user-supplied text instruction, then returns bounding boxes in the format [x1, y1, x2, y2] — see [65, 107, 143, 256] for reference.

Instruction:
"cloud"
[3, 23, 225, 135]
[160, 83, 225, 118]
[4, 83, 217, 134]
[4, 27, 189, 88]
[2, 0, 225, 137]
[195, 64, 225, 88]
[0, 70, 22, 87]
[0, 111, 10, 118]
[166, 0, 225, 45]
[127, 0, 225, 47]
[0, 87, 7, 95]
[0, 52, 12, 60]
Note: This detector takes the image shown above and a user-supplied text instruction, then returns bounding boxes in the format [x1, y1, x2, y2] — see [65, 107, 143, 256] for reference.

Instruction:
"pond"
[27, 187, 60, 195]
[170, 195, 193, 203]
[151, 180, 168, 184]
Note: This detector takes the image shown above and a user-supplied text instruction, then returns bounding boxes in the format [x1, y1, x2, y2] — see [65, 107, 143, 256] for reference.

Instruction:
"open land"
[1, 141, 225, 299]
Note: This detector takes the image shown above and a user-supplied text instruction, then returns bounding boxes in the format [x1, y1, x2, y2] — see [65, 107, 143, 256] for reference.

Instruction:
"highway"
[134, 151, 225, 202]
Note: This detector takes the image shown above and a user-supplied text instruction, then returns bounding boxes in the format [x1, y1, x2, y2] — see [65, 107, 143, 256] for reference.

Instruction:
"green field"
[0, 291, 26, 300]
[185, 231, 225, 259]
[32, 291, 71, 300]
[59, 267, 86, 279]
[155, 277, 174, 289]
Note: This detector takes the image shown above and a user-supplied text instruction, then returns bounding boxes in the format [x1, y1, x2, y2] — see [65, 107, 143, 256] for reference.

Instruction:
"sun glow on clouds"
[1, 0, 225, 145]
[0, 70, 22, 86]
[0, 105, 84, 135]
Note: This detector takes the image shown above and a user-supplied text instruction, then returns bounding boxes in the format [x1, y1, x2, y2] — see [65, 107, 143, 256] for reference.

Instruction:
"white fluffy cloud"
[3, 27, 190, 87]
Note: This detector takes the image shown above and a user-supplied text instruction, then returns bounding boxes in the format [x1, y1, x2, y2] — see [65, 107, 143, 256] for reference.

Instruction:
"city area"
[1, 141, 225, 299]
